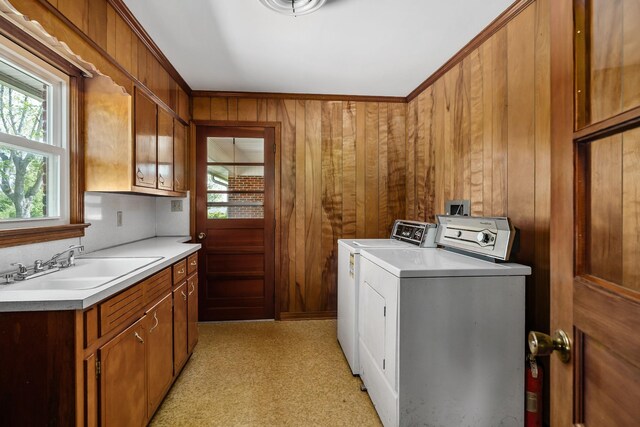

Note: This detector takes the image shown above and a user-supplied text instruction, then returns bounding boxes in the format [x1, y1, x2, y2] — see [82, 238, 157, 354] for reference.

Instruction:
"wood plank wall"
[193, 97, 406, 317]
[405, 0, 551, 335]
[9, 0, 190, 122]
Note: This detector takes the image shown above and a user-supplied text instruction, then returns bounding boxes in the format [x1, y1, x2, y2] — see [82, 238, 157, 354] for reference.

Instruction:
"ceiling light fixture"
[258, 0, 328, 16]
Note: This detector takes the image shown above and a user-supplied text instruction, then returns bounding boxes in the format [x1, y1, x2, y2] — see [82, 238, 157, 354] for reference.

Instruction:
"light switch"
[171, 200, 183, 212]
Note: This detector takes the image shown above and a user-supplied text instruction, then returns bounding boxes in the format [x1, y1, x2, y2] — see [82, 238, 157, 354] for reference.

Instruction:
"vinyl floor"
[150, 319, 382, 427]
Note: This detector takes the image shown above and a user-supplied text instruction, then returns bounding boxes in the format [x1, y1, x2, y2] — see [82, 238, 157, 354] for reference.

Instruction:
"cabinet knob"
[136, 168, 144, 181]
[158, 174, 165, 185]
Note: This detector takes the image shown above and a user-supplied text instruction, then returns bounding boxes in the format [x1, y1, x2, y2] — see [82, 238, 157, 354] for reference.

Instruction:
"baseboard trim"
[279, 311, 337, 321]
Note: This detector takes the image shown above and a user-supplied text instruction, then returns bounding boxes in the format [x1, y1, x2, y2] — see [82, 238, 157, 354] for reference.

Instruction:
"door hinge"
[273, 143, 276, 153]
[383, 306, 386, 317]
[383, 359, 386, 370]
[95, 360, 101, 377]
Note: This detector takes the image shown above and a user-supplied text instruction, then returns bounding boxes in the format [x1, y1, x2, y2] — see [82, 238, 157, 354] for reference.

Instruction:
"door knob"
[528, 330, 571, 363]
[197, 232, 206, 240]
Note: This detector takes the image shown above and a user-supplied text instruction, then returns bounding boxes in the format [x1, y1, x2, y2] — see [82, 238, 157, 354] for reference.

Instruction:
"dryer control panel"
[435, 215, 515, 260]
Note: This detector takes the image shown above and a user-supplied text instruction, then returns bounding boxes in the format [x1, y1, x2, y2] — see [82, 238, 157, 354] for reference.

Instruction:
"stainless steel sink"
[7, 257, 162, 290]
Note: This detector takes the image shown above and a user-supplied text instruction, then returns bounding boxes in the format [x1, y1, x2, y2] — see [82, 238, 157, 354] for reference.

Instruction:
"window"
[0, 35, 68, 228]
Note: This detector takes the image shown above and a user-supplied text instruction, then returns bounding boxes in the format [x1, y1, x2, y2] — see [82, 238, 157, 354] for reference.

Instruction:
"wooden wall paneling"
[87, 0, 106, 50]
[507, 5, 537, 335]
[210, 97, 228, 121]
[378, 103, 389, 235]
[114, 11, 132, 74]
[590, 0, 623, 124]
[192, 97, 211, 121]
[136, 37, 147, 86]
[227, 98, 238, 121]
[432, 79, 446, 216]
[534, 0, 551, 336]
[321, 101, 342, 311]
[622, 128, 640, 290]
[105, 2, 116, 58]
[457, 58, 471, 202]
[364, 102, 379, 237]
[294, 100, 306, 312]
[387, 103, 407, 226]
[469, 48, 485, 216]
[238, 98, 258, 121]
[58, 0, 88, 33]
[304, 100, 322, 311]
[355, 102, 366, 237]
[342, 101, 357, 238]
[415, 92, 427, 220]
[279, 100, 296, 314]
[405, 98, 417, 219]
[257, 99, 269, 122]
[129, 31, 138, 78]
[481, 40, 494, 215]
[443, 67, 456, 205]
[622, 0, 640, 112]
[588, 136, 623, 284]
[492, 27, 509, 216]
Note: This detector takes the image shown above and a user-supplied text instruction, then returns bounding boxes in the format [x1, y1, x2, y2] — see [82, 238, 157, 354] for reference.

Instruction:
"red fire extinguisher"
[526, 354, 543, 427]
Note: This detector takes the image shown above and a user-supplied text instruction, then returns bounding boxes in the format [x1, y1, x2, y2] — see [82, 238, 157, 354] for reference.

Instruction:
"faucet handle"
[11, 262, 28, 274]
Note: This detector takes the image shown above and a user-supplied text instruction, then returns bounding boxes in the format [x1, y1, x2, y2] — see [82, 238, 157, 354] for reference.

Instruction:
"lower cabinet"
[187, 273, 199, 353]
[99, 317, 147, 427]
[146, 294, 174, 417]
[173, 281, 189, 374]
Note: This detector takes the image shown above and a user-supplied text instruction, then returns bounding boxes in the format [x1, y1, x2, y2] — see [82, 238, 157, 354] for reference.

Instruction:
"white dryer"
[358, 216, 531, 427]
[337, 220, 437, 375]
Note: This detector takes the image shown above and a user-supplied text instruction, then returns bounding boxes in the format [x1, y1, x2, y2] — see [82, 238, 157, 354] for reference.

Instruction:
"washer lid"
[360, 248, 531, 278]
[338, 239, 414, 253]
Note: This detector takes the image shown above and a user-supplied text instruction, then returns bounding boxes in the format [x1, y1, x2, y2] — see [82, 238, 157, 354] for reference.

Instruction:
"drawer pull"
[149, 312, 159, 333]
[181, 290, 187, 301]
[190, 261, 197, 266]
[177, 268, 185, 275]
[188, 283, 195, 296]
[136, 168, 144, 181]
[134, 331, 144, 344]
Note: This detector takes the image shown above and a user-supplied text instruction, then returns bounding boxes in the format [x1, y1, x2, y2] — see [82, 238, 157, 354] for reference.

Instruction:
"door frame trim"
[190, 120, 282, 319]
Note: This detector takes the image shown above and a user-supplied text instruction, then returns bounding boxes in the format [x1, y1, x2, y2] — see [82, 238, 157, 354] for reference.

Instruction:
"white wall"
[0, 192, 191, 272]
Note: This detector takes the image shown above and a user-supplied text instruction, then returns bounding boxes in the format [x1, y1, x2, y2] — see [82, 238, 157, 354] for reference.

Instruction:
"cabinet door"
[187, 274, 199, 353]
[146, 294, 173, 417]
[99, 317, 146, 427]
[173, 282, 188, 374]
[157, 108, 174, 191]
[173, 120, 187, 192]
[134, 88, 157, 188]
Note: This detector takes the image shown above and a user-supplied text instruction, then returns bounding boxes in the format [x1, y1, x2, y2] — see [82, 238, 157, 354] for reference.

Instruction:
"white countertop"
[0, 237, 201, 312]
[360, 247, 531, 278]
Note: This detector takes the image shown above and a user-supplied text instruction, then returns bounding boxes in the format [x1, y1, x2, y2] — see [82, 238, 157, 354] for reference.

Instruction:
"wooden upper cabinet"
[135, 89, 157, 188]
[84, 76, 187, 197]
[157, 108, 174, 191]
[174, 120, 187, 192]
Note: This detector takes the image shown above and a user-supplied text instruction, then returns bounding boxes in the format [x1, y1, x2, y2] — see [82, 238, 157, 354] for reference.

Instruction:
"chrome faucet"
[46, 245, 84, 268]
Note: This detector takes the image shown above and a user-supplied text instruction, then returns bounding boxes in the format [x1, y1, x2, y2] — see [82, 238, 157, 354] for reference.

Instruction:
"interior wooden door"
[196, 126, 275, 321]
[550, 1, 640, 425]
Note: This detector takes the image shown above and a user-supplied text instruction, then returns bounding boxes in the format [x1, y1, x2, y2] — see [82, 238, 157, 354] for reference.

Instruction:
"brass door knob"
[197, 232, 206, 240]
[528, 330, 571, 363]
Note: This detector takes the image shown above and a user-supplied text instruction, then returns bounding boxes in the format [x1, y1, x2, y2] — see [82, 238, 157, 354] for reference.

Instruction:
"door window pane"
[207, 165, 264, 192]
[207, 206, 264, 219]
[207, 137, 264, 163]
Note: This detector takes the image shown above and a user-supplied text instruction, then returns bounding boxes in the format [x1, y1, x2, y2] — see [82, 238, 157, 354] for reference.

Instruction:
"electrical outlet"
[171, 200, 183, 212]
[116, 211, 123, 227]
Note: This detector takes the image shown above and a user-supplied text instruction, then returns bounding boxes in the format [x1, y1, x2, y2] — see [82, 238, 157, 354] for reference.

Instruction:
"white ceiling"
[123, 0, 513, 97]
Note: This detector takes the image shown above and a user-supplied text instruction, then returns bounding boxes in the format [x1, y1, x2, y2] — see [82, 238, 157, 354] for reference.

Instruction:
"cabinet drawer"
[99, 283, 144, 336]
[187, 253, 198, 275]
[143, 268, 172, 305]
[173, 259, 187, 284]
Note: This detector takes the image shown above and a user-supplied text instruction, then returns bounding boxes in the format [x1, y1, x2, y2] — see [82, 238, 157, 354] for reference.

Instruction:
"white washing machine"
[337, 220, 437, 375]
[358, 216, 531, 427]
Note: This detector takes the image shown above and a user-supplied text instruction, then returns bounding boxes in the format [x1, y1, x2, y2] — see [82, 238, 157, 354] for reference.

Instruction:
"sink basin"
[6, 257, 163, 291]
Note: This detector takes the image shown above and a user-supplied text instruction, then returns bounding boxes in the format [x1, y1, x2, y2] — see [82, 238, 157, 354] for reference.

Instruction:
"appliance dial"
[477, 232, 490, 243]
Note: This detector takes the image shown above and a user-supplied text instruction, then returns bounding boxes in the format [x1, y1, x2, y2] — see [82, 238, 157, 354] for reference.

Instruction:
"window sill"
[0, 223, 90, 248]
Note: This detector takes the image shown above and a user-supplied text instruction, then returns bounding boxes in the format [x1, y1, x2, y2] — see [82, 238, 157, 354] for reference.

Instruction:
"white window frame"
[0, 34, 69, 229]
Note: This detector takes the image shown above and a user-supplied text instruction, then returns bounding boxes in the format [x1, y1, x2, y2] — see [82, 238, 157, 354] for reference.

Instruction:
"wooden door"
[195, 126, 275, 321]
[173, 282, 188, 374]
[187, 273, 199, 353]
[174, 120, 187, 192]
[134, 88, 157, 188]
[550, 1, 640, 425]
[145, 294, 173, 417]
[99, 317, 146, 427]
[157, 107, 174, 191]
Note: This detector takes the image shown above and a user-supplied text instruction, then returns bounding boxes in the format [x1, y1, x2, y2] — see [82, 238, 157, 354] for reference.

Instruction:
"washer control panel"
[435, 215, 515, 260]
[391, 220, 437, 247]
